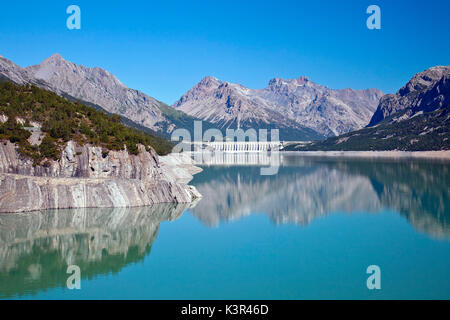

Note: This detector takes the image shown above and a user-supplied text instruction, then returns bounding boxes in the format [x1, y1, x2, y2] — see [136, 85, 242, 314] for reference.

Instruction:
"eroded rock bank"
[0, 141, 202, 213]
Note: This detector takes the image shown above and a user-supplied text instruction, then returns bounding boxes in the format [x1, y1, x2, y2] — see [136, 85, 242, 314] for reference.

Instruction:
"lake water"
[1, 154, 449, 299]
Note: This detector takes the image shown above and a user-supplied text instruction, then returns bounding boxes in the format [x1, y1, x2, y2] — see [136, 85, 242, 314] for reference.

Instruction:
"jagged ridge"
[173, 76, 383, 140]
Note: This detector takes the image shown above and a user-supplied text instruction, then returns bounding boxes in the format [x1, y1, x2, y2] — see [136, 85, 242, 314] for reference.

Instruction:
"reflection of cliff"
[0, 204, 188, 298]
[191, 156, 449, 238]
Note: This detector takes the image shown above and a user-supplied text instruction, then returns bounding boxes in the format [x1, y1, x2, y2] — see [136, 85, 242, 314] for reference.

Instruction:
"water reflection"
[191, 155, 450, 239]
[0, 203, 190, 298]
[1, 155, 449, 299]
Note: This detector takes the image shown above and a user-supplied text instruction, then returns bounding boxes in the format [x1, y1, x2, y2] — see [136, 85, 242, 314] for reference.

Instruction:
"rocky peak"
[398, 66, 450, 96]
[29, 54, 125, 88]
[198, 76, 220, 88]
[267, 76, 321, 94]
[267, 77, 282, 86]
[368, 65, 450, 127]
[42, 53, 65, 64]
[173, 75, 383, 138]
[296, 76, 310, 85]
[267, 77, 289, 90]
[0, 53, 210, 137]
[22, 54, 166, 130]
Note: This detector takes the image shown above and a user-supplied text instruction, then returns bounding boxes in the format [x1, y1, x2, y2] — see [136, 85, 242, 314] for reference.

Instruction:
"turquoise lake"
[1, 154, 449, 299]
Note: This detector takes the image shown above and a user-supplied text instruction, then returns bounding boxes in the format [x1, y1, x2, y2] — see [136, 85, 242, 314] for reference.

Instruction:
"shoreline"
[281, 150, 450, 159]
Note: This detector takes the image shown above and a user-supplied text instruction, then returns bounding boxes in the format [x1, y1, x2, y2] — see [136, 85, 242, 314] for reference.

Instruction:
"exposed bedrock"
[0, 141, 202, 213]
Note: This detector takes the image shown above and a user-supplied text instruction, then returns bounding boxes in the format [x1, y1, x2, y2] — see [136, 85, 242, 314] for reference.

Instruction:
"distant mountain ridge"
[25, 54, 168, 132]
[285, 66, 450, 151]
[0, 53, 212, 138]
[173, 75, 383, 140]
[1, 53, 384, 142]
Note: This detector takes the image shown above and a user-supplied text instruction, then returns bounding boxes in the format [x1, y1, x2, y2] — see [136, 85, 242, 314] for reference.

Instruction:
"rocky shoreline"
[0, 141, 202, 213]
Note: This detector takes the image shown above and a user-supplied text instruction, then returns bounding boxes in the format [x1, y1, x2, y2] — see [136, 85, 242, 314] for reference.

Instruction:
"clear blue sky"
[1, 0, 449, 104]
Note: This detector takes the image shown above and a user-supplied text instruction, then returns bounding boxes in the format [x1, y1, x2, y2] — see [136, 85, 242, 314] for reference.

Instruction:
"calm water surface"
[1, 154, 449, 299]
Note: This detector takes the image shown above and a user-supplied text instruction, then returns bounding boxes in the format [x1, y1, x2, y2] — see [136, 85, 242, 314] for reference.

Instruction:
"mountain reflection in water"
[0, 204, 190, 298]
[0, 154, 449, 299]
[190, 154, 450, 239]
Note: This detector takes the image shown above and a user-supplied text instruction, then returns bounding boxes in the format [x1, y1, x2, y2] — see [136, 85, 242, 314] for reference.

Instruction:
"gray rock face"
[0, 141, 160, 180]
[0, 55, 58, 93]
[261, 77, 383, 136]
[0, 141, 202, 213]
[289, 66, 450, 151]
[368, 66, 450, 126]
[173, 76, 383, 138]
[0, 55, 31, 85]
[0, 54, 180, 134]
[159, 152, 204, 184]
[25, 54, 169, 132]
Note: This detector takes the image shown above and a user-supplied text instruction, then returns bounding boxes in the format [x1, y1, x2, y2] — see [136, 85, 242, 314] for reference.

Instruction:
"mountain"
[1, 53, 383, 141]
[25, 54, 171, 132]
[172, 76, 383, 140]
[260, 77, 382, 136]
[0, 53, 56, 92]
[0, 53, 30, 84]
[368, 66, 450, 126]
[0, 82, 202, 212]
[0, 53, 212, 138]
[285, 66, 450, 151]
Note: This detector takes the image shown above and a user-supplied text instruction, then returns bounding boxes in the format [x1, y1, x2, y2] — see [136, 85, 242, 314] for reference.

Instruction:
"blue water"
[1, 155, 449, 299]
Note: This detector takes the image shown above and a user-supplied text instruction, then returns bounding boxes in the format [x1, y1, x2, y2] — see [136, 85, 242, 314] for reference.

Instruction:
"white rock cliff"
[0, 141, 202, 213]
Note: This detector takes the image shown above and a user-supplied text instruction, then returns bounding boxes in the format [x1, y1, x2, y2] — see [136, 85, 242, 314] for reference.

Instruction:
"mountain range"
[0, 53, 209, 138]
[284, 66, 450, 151]
[2, 53, 447, 149]
[173, 76, 383, 139]
[0, 53, 384, 141]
